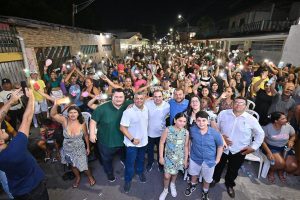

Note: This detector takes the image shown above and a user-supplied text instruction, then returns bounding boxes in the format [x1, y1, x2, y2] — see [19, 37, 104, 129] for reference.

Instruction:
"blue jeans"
[125, 146, 146, 182]
[0, 170, 14, 199]
[147, 137, 163, 168]
[97, 142, 125, 175]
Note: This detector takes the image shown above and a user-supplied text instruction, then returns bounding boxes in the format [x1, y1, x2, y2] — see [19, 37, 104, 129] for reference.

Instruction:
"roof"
[0, 15, 116, 36]
[114, 32, 140, 39]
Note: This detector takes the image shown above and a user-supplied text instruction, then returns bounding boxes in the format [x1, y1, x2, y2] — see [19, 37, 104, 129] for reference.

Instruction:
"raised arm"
[18, 89, 34, 137]
[50, 101, 67, 125]
[64, 67, 76, 83]
[0, 89, 23, 123]
[87, 95, 100, 110]
[101, 75, 123, 89]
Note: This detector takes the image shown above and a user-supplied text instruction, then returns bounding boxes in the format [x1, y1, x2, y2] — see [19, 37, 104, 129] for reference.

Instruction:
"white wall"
[281, 24, 300, 66]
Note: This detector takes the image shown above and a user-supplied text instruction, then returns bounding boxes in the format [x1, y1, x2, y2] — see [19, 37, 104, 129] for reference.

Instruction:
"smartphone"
[20, 81, 27, 95]
[278, 61, 284, 68]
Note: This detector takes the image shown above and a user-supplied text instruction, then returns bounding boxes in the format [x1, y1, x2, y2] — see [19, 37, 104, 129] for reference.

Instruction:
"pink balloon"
[81, 91, 89, 97]
[61, 65, 67, 72]
[45, 59, 52, 67]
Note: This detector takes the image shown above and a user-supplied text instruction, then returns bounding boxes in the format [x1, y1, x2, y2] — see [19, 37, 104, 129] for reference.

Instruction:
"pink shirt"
[134, 79, 147, 90]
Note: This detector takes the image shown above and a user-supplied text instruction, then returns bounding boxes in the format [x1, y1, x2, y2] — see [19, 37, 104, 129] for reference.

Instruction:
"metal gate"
[0, 23, 26, 84]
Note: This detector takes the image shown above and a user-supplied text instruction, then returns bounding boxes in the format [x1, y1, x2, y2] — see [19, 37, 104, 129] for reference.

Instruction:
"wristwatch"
[130, 138, 135, 143]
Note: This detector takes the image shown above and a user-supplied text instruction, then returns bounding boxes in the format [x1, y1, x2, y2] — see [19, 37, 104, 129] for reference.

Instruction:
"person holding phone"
[50, 101, 95, 188]
[211, 96, 264, 198]
[30, 70, 48, 128]
[0, 78, 24, 129]
[0, 88, 49, 199]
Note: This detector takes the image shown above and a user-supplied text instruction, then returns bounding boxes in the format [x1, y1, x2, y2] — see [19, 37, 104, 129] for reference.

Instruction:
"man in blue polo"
[169, 88, 189, 124]
[184, 111, 223, 200]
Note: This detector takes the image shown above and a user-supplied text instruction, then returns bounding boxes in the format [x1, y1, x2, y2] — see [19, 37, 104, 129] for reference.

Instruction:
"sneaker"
[107, 174, 116, 182]
[201, 191, 210, 200]
[184, 183, 197, 196]
[120, 160, 125, 169]
[138, 173, 147, 183]
[170, 182, 177, 197]
[44, 157, 50, 163]
[124, 182, 131, 193]
[159, 189, 168, 200]
[146, 163, 154, 172]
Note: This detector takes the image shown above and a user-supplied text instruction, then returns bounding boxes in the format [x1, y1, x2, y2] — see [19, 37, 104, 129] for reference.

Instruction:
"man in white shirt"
[145, 90, 170, 172]
[212, 96, 264, 198]
[120, 92, 148, 193]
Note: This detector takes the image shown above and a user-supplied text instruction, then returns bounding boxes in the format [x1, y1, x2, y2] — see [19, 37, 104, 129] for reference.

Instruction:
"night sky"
[0, 0, 289, 38]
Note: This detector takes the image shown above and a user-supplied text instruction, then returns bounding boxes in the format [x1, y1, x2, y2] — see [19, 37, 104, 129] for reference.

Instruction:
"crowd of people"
[0, 44, 300, 200]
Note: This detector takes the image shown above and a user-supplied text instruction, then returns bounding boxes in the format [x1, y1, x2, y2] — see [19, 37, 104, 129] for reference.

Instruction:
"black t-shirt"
[254, 89, 273, 126]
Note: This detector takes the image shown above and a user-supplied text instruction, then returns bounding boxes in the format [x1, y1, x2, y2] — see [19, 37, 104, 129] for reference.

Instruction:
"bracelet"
[130, 138, 134, 143]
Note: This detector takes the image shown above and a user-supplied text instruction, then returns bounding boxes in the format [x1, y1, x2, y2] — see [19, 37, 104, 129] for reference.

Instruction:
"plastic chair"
[245, 149, 268, 179]
[247, 100, 256, 110]
[81, 112, 91, 134]
[246, 110, 260, 121]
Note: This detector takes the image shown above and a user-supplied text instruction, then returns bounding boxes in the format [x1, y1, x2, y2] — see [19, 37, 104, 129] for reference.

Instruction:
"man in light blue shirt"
[169, 88, 189, 124]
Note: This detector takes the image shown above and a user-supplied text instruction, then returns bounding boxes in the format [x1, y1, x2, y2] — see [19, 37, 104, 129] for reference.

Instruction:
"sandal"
[89, 176, 96, 187]
[278, 173, 287, 183]
[267, 173, 275, 183]
[72, 179, 80, 188]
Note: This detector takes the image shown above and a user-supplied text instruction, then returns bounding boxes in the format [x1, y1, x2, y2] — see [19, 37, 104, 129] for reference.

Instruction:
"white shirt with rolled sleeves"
[120, 105, 149, 147]
[145, 100, 170, 138]
[217, 109, 265, 154]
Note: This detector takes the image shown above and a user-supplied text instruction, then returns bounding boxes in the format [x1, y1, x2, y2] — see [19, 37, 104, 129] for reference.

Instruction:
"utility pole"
[72, 0, 95, 27]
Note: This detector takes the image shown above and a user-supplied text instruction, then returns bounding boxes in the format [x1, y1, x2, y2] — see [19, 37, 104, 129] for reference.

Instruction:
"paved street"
[1, 128, 300, 200]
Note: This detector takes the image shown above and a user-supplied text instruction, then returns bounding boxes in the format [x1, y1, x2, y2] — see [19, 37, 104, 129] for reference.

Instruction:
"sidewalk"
[1, 128, 300, 200]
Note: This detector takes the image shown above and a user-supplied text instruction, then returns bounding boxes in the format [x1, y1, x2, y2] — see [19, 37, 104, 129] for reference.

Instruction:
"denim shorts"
[262, 144, 295, 156]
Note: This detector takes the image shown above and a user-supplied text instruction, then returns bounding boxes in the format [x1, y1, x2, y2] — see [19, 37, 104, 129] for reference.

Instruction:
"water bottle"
[283, 146, 290, 158]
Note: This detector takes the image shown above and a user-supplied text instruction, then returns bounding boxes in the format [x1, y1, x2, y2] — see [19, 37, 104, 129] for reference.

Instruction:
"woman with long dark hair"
[262, 112, 298, 183]
[50, 103, 95, 188]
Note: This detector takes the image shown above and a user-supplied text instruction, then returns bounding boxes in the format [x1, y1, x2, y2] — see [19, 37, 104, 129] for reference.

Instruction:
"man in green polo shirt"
[90, 88, 132, 182]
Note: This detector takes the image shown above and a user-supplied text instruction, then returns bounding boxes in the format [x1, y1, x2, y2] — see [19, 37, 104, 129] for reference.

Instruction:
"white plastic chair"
[81, 112, 91, 134]
[247, 99, 256, 110]
[245, 149, 268, 179]
[246, 110, 260, 121]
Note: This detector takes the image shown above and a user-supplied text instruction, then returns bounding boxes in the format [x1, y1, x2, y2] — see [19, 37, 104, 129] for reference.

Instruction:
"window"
[35, 46, 71, 75]
[239, 18, 245, 27]
[102, 44, 112, 51]
[80, 45, 98, 54]
[231, 22, 236, 28]
[251, 40, 284, 51]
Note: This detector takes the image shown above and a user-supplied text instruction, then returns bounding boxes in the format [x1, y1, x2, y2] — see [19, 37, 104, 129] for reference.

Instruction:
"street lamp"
[177, 14, 190, 44]
[72, 0, 95, 26]
[170, 28, 173, 32]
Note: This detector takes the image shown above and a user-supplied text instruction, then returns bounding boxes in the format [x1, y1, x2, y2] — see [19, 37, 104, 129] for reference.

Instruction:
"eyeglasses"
[233, 101, 246, 105]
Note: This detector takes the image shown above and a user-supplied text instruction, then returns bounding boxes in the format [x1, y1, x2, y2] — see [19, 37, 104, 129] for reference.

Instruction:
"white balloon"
[45, 59, 52, 67]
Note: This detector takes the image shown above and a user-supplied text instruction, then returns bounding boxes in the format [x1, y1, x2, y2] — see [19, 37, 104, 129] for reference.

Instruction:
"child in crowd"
[158, 112, 189, 200]
[36, 118, 62, 162]
[184, 111, 223, 200]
